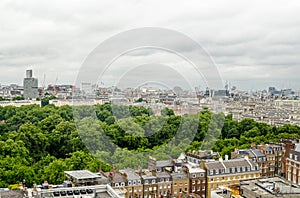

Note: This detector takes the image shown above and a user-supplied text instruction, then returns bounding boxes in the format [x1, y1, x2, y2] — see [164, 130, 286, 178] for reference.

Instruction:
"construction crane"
[41, 74, 46, 98]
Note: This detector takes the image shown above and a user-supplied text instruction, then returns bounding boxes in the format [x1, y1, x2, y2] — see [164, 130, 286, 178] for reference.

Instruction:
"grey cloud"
[0, 0, 300, 90]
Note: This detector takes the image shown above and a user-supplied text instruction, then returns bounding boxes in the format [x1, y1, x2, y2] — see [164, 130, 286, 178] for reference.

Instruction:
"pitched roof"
[205, 158, 257, 170]
[205, 161, 224, 170]
[156, 171, 171, 178]
[119, 169, 141, 180]
[156, 160, 173, 168]
[223, 159, 251, 168]
[171, 172, 188, 180]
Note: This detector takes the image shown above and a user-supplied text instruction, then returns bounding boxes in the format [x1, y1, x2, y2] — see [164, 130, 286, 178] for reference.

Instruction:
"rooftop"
[65, 170, 101, 180]
[119, 169, 141, 180]
[156, 160, 173, 168]
[241, 177, 300, 197]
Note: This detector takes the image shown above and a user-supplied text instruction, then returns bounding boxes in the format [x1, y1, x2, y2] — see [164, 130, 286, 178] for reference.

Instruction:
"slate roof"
[142, 174, 156, 180]
[156, 160, 173, 168]
[156, 171, 171, 178]
[205, 158, 258, 171]
[104, 172, 127, 183]
[171, 172, 188, 180]
[119, 169, 141, 180]
[205, 161, 224, 170]
[223, 159, 251, 168]
[251, 149, 266, 158]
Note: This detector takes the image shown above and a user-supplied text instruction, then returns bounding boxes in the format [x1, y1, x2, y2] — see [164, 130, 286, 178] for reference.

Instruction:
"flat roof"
[65, 170, 101, 180]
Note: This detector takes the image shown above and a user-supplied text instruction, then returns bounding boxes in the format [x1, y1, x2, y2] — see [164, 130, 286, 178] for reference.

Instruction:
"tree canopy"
[0, 103, 299, 188]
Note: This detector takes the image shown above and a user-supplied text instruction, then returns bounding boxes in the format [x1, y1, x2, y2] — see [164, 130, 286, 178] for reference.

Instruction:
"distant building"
[23, 69, 38, 99]
[0, 100, 41, 107]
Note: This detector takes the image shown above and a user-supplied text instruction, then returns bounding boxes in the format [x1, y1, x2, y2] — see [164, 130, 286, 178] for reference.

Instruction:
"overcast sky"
[0, 0, 299, 91]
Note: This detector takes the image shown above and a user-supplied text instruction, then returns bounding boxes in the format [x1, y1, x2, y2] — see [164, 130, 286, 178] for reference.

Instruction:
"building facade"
[183, 164, 206, 198]
[205, 157, 261, 198]
[23, 69, 38, 99]
[286, 149, 300, 185]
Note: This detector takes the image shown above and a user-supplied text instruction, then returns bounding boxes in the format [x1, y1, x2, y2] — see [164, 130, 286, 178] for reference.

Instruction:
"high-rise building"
[23, 69, 38, 99]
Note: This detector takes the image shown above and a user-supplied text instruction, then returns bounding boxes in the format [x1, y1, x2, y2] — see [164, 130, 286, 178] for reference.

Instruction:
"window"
[192, 181, 195, 185]
[138, 180, 141, 184]
[145, 180, 149, 185]
[192, 174, 196, 178]
[115, 183, 119, 187]
[121, 182, 125, 186]
[152, 179, 155, 184]
[166, 178, 169, 182]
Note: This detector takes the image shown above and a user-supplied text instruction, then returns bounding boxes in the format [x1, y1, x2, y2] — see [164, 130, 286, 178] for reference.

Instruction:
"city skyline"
[0, 0, 300, 91]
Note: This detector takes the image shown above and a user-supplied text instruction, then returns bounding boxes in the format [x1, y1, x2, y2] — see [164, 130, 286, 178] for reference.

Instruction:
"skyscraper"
[23, 69, 38, 99]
